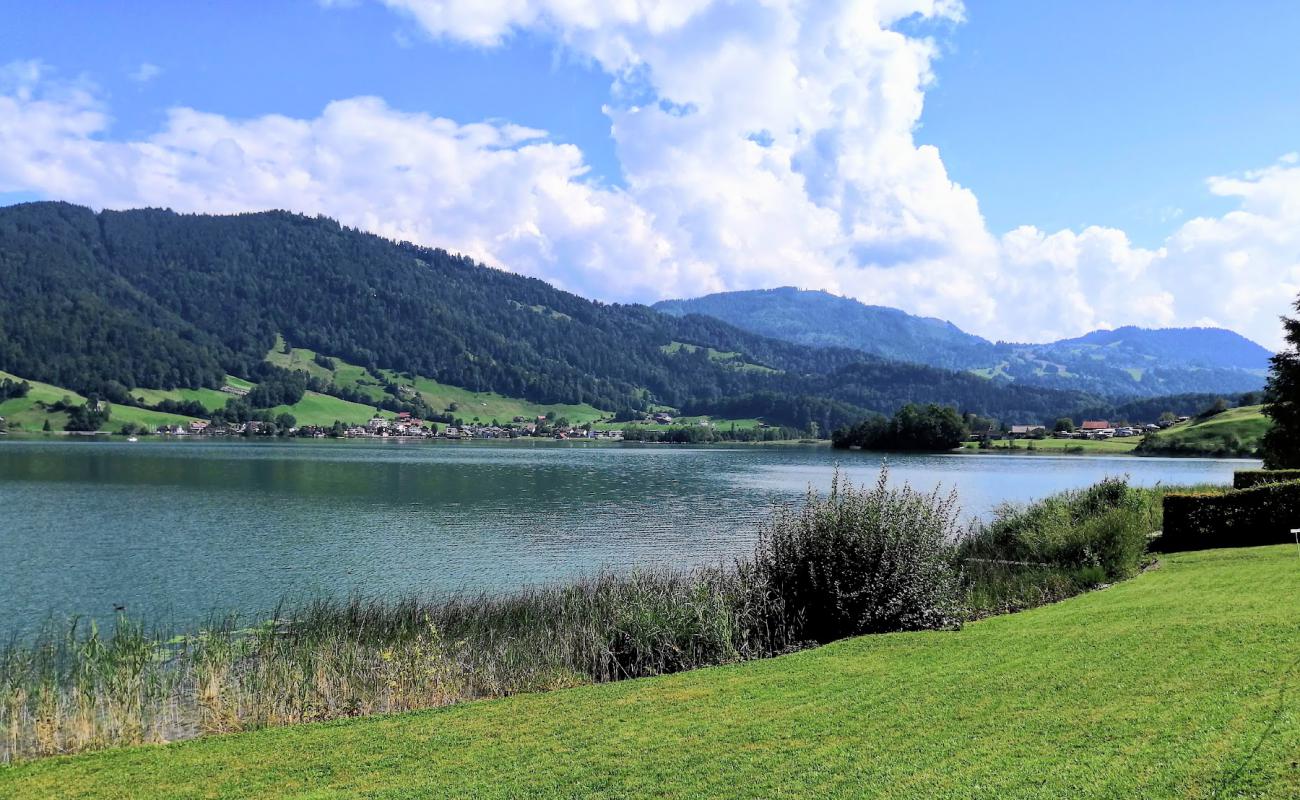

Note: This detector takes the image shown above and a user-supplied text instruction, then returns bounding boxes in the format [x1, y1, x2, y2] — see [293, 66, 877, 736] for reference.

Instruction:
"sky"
[1, 1, 1297, 349]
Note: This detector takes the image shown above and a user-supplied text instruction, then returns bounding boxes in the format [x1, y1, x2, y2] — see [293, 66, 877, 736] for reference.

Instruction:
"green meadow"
[267, 336, 611, 425]
[960, 436, 1141, 455]
[6, 545, 1298, 799]
[0, 371, 196, 433]
[1141, 405, 1271, 455]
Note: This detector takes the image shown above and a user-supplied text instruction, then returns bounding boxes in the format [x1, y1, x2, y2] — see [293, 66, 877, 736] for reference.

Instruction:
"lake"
[0, 438, 1258, 635]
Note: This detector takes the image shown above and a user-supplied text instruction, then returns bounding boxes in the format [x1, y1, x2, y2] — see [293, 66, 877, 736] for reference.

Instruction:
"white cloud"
[129, 62, 162, 83]
[0, 1, 1296, 350]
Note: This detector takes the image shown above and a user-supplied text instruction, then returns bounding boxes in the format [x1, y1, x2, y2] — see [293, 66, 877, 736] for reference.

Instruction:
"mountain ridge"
[654, 288, 1271, 397]
[0, 202, 1111, 431]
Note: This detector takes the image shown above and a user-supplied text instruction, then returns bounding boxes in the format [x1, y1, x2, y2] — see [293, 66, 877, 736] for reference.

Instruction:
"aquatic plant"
[0, 471, 1166, 762]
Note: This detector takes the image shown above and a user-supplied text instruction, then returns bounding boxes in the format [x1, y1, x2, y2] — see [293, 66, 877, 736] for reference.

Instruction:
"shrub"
[961, 478, 1154, 580]
[1159, 480, 1300, 552]
[1233, 469, 1300, 489]
[753, 469, 964, 644]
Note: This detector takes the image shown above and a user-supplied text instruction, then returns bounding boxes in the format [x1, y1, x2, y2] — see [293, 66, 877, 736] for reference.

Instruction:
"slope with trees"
[0, 202, 1108, 431]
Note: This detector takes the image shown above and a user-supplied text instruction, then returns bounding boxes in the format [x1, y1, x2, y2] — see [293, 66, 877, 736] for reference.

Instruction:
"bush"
[961, 478, 1155, 581]
[1159, 480, 1300, 552]
[1233, 469, 1300, 489]
[753, 469, 964, 644]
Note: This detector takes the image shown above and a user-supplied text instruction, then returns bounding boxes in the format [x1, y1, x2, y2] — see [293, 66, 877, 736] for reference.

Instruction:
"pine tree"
[1262, 297, 1300, 468]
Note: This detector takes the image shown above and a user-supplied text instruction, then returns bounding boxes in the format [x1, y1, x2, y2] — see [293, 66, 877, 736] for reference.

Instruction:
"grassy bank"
[5, 545, 1297, 798]
[0, 474, 1161, 765]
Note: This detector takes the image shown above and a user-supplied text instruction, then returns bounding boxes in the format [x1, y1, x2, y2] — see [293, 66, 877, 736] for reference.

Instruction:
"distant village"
[972, 416, 1191, 443]
[156, 411, 637, 440]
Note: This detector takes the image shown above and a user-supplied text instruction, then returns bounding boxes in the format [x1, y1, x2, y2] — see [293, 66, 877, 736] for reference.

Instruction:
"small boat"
[127, 436, 139, 442]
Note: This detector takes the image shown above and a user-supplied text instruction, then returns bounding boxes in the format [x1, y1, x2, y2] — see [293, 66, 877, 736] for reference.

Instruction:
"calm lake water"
[0, 439, 1258, 635]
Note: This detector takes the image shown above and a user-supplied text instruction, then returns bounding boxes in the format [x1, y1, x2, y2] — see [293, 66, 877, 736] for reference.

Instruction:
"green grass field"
[0, 371, 195, 433]
[266, 336, 611, 425]
[1143, 405, 1271, 454]
[960, 436, 1141, 455]
[127, 384, 239, 414]
[269, 391, 394, 427]
[7, 545, 1297, 799]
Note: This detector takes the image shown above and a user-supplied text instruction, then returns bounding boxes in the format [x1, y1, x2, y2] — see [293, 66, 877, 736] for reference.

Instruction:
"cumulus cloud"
[0, 1, 1296, 349]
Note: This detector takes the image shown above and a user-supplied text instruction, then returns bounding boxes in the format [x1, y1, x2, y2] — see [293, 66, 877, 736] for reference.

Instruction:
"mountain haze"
[655, 288, 1271, 397]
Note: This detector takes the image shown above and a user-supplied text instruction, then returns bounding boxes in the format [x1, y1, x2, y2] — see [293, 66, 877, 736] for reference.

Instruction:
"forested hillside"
[656, 288, 1272, 397]
[1, 202, 1104, 430]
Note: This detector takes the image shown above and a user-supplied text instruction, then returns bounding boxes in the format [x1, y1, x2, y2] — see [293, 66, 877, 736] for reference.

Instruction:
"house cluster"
[1053, 420, 1160, 440]
[342, 413, 625, 441]
[980, 413, 1190, 443]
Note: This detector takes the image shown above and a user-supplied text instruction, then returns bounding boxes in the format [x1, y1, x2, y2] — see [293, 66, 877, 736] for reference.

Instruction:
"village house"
[1008, 425, 1046, 439]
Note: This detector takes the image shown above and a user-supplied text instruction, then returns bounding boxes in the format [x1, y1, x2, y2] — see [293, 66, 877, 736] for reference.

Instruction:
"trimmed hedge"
[1159, 480, 1300, 552]
[1234, 469, 1300, 489]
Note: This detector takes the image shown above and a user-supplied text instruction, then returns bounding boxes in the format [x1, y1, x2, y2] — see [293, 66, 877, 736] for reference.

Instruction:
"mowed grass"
[960, 436, 1141, 455]
[0, 371, 195, 433]
[7, 545, 1299, 799]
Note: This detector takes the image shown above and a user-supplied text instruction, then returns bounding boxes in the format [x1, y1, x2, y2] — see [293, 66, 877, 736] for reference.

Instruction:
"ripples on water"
[0, 438, 1257, 633]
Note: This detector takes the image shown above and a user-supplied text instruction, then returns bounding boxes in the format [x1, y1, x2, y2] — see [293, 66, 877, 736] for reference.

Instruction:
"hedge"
[1159, 480, 1300, 552]
[1234, 469, 1300, 489]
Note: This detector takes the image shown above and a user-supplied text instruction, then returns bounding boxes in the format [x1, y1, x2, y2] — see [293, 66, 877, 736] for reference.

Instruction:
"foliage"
[150, 398, 209, 418]
[831, 403, 967, 451]
[959, 479, 1156, 590]
[56, 400, 110, 432]
[1233, 469, 1300, 489]
[1159, 480, 1300, 552]
[752, 470, 965, 644]
[0, 377, 31, 402]
[0, 202, 1108, 430]
[1262, 296, 1300, 468]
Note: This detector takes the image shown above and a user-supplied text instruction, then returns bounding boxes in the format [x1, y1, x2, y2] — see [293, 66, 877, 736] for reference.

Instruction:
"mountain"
[654, 288, 1272, 397]
[0, 202, 1108, 431]
[654, 287, 992, 370]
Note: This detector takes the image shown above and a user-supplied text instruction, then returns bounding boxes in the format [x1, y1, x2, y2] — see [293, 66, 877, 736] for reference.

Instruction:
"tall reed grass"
[1, 469, 1166, 762]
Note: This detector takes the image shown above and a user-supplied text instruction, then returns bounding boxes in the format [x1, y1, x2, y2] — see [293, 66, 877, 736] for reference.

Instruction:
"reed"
[0, 471, 1169, 762]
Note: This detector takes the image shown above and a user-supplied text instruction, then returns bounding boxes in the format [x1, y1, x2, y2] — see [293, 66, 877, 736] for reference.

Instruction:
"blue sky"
[1, 1, 1297, 346]
[917, 1, 1300, 246]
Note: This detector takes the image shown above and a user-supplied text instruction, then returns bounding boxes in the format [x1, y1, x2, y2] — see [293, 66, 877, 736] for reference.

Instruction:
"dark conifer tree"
[1262, 297, 1300, 468]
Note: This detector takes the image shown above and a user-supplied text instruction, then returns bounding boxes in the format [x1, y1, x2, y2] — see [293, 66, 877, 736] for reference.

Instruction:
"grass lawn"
[7, 545, 1298, 799]
[959, 436, 1141, 455]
